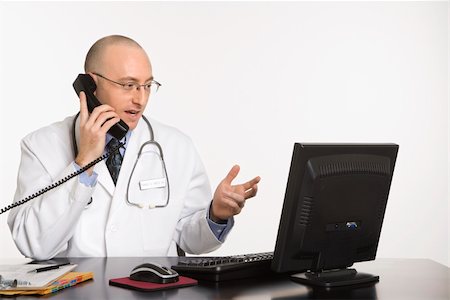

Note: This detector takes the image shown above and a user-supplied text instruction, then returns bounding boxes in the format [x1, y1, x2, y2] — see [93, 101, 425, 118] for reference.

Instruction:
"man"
[8, 35, 260, 260]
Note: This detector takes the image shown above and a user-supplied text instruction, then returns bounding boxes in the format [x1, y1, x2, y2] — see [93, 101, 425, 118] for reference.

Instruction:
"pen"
[27, 262, 71, 273]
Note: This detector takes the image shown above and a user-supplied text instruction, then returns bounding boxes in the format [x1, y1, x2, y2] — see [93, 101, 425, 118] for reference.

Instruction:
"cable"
[0, 142, 124, 215]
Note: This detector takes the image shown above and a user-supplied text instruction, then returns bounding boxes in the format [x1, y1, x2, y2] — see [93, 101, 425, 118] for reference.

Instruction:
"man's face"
[92, 44, 153, 130]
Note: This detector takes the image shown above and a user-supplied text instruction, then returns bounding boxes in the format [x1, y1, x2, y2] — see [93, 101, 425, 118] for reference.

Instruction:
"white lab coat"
[8, 115, 228, 260]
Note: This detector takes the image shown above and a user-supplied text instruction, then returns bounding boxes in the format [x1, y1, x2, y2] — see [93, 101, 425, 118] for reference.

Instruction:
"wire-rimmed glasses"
[93, 72, 161, 94]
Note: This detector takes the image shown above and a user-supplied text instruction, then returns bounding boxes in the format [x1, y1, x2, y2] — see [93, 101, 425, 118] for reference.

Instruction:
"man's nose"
[132, 87, 148, 105]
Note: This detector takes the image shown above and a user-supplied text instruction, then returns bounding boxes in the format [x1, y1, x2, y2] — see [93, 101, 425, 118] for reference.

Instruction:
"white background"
[0, 2, 448, 266]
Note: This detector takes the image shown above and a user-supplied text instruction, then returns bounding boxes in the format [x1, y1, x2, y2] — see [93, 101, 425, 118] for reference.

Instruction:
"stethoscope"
[72, 113, 170, 209]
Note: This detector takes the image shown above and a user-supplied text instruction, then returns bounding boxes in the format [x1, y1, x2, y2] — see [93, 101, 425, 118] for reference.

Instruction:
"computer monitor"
[271, 143, 398, 288]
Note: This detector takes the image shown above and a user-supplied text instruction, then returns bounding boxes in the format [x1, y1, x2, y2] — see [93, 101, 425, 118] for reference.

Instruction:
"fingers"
[224, 183, 258, 209]
[79, 91, 88, 125]
[244, 184, 258, 200]
[224, 166, 260, 201]
[223, 165, 240, 185]
[224, 190, 245, 207]
[218, 190, 245, 215]
[99, 116, 121, 135]
[221, 196, 243, 214]
[242, 176, 261, 191]
[84, 104, 118, 130]
[90, 110, 119, 131]
[78, 91, 118, 132]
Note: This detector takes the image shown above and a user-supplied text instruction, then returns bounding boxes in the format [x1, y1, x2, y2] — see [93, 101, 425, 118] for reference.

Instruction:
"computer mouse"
[130, 262, 179, 284]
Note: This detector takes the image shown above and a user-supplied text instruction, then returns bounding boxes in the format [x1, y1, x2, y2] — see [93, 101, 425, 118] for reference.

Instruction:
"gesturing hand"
[211, 165, 261, 222]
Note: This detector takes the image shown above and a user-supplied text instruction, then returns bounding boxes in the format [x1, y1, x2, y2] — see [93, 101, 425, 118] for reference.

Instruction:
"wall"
[0, 2, 448, 266]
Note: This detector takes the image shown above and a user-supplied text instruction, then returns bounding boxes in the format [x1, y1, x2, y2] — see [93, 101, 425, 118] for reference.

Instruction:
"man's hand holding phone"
[75, 91, 120, 174]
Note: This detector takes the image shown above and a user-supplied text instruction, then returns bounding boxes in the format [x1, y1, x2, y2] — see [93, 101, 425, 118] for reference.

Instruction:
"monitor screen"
[271, 143, 398, 287]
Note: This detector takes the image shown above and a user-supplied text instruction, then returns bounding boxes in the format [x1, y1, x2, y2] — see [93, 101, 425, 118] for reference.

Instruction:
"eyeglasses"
[93, 72, 161, 93]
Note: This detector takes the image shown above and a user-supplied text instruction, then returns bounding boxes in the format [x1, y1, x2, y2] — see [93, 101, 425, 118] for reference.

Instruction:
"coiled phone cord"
[0, 142, 124, 215]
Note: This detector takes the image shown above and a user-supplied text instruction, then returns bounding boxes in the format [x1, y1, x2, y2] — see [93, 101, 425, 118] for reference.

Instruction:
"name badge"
[139, 178, 166, 190]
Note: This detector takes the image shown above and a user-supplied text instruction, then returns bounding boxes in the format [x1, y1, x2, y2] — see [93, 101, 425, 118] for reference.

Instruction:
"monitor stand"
[290, 268, 379, 288]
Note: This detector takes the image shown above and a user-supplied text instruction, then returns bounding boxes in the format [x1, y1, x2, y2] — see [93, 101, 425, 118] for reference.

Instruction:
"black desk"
[1, 257, 448, 299]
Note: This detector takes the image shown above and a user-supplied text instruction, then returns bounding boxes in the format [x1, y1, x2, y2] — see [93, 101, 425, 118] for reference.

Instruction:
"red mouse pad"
[109, 276, 197, 292]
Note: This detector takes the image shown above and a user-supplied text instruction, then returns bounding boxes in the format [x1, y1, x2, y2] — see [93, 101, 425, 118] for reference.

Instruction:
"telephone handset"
[0, 75, 127, 215]
[73, 74, 129, 140]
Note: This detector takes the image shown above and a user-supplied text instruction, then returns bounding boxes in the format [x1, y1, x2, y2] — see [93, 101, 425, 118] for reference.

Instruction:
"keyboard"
[171, 252, 274, 282]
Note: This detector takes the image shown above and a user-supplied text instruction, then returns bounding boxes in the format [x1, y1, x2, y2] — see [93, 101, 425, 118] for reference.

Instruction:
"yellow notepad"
[0, 272, 93, 295]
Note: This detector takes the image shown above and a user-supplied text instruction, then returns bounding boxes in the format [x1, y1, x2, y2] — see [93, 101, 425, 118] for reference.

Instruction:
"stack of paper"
[0, 263, 93, 295]
[0, 272, 93, 295]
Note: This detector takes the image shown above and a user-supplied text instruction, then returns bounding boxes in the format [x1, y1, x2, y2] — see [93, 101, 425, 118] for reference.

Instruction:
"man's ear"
[87, 72, 98, 96]
[87, 72, 98, 85]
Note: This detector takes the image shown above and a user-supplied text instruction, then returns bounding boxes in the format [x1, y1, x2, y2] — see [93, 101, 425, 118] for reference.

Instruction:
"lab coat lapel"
[95, 162, 115, 196]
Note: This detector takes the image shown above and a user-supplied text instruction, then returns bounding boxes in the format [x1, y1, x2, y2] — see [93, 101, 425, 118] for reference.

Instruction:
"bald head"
[83, 35, 154, 130]
[84, 35, 146, 73]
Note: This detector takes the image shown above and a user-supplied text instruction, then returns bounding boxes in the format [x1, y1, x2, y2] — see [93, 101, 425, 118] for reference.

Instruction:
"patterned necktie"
[105, 138, 123, 185]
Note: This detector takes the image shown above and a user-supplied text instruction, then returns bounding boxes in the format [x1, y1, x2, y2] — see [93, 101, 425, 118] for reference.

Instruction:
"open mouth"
[125, 110, 140, 115]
